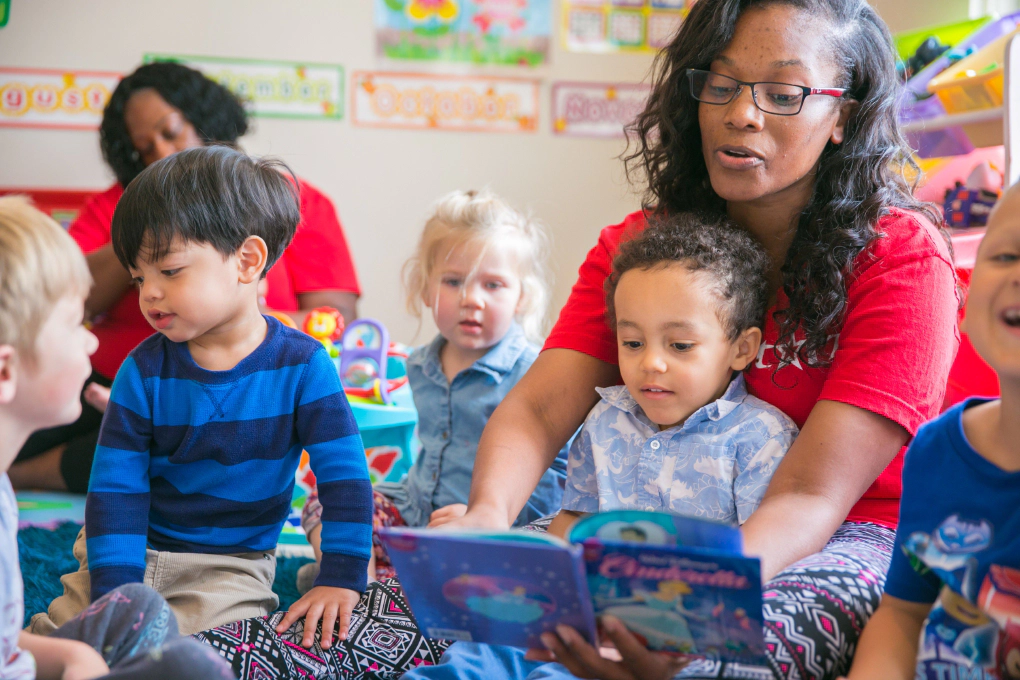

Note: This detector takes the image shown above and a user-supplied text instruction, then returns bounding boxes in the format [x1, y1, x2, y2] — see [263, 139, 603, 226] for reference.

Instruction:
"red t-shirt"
[544, 209, 960, 528]
[71, 180, 361, 380]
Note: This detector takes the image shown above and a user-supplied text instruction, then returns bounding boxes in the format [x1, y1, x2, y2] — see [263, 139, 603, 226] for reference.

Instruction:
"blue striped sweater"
[86, 316, 373, 601]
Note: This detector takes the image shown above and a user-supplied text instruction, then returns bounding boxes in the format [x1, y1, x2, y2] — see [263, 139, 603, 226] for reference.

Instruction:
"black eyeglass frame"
[685, 68, 849, 116]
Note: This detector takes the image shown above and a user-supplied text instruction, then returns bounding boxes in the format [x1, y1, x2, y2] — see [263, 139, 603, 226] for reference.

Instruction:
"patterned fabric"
[375, 324, 567, 528]
[195, 578, 453, 679]
[673, 522, 895, 680]
[562, 376, 798, 524]
[86, 315, 373, 600]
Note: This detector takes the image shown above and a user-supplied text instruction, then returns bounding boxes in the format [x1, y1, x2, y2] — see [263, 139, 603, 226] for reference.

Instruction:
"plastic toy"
[303, 307, 345, 357]
[339, 319, 409, 405]
[944, 161, 1004, 228]
[265, 310, 298, 329]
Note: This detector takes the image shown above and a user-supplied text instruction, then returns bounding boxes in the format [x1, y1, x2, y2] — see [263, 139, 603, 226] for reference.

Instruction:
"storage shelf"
[901, 106, 1003, 134]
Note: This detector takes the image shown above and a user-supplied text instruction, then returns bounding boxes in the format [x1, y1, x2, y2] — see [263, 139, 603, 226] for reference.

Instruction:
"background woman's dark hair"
[625, 0, 945, 370]
[606, 212, 771, 342]
[101, 62, 249, 187]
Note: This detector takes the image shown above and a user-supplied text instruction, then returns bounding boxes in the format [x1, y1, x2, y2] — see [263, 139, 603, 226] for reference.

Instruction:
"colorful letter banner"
[375, 0, 551, 67]
[352, 72, 539, 133]
[562, 0, 690, 53]
[552, 81, 649, 138]
[0, 68, 121, 129]
[144, 54, 344, 120]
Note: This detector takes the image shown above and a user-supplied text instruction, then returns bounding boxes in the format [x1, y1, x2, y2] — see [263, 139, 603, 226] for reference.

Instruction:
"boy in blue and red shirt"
[40, 146, 372, 651]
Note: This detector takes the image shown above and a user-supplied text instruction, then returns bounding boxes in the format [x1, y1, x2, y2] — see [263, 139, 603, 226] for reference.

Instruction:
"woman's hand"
[276, 585, 361, 649]
[428, 503, 467, 528]
[535, 617, 688, 680]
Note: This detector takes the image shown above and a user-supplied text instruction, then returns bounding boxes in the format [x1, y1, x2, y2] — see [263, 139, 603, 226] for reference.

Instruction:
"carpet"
[18, 521, 314, 628]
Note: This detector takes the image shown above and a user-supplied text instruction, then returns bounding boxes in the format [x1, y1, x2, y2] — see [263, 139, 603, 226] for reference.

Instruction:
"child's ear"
[730, 327, 762, 371]
[237, 236, 268, 285]
[0, 345, 18, 406]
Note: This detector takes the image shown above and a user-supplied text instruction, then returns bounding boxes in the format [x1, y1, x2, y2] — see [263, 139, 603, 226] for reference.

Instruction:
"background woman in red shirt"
[10, 62, 361, 493]
[429, 0, 960, 678]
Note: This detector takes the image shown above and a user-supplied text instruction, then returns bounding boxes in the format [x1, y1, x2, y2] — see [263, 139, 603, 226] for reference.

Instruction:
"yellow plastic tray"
[927, 27, 1019, 113]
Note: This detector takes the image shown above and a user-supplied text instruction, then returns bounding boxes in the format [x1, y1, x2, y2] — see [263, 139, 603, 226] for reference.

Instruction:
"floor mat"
[18, 521, 313, 628]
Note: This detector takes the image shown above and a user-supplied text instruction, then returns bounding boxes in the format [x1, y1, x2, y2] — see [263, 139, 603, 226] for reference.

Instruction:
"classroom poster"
[375, 0, 552, 67]
[351, 71, 539, 133]
[143, 54, 344, 120]
[562, 0, 689, 53]
[552, 81, 649, 137]
[0, 68, 121, 129]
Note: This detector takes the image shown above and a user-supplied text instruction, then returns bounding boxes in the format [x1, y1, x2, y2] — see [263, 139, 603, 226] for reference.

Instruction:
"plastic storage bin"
[928, 27, 1020, 113]
[899, 12, 1020, 157]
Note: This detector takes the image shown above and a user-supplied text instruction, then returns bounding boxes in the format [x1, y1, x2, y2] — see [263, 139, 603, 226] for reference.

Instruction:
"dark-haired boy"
[39, 146, 372, 651]
[549, 213, 799, 538]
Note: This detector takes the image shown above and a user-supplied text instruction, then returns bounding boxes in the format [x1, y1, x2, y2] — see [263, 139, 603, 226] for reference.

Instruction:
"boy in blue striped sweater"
[42, 146, 373, 650]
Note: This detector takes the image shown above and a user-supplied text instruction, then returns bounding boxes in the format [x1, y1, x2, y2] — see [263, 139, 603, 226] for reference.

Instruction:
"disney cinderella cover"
[380, 510, 767, 662]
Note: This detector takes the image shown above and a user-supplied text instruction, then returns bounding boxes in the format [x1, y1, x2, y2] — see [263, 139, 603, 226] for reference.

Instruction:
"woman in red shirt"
[10, 62, 360, 493]
[431, 0, 960, 678]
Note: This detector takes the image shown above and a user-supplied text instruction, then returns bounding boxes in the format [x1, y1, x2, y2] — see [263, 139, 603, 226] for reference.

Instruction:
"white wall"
[0, 0, 657, 344]
[0, 0, 999, 343]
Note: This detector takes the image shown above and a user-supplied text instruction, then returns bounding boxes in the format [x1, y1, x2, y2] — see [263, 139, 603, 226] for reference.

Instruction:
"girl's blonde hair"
[403, 189, 552, 343]
[0, 196, 92, 360]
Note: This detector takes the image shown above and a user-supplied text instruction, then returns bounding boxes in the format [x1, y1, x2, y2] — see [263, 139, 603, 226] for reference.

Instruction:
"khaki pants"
[30, 527, 278, 635]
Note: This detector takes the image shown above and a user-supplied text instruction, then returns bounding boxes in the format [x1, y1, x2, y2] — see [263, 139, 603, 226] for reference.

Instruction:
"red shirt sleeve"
[279, 180, 361, 296]
[68, 184, 123, 255]
[817, 210, 961, 435]
[543, 212, 647, 364]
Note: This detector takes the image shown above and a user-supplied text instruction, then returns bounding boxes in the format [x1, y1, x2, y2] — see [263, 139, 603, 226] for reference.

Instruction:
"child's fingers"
[320, 604, 338, 649]
[276, 599, 311, 633]
[338, 606, 352, 641]
[302, 603, 325, 648]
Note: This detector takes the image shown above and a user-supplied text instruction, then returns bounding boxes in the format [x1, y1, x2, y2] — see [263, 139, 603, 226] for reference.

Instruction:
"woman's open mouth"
[716, 145, 765, 170]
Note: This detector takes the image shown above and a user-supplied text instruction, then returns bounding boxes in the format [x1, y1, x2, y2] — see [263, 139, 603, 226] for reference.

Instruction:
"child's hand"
[61, 646, 110, 680]
[428, 503, 468, 527]
[276, 585, 361, 650]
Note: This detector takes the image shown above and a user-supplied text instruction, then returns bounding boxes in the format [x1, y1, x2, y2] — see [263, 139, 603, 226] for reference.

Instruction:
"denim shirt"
[375, 323, 567, 527]
[562, 374, 798, 525]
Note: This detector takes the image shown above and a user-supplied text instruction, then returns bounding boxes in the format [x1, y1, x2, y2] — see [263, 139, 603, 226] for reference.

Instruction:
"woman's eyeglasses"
[685, 69, 847, 116]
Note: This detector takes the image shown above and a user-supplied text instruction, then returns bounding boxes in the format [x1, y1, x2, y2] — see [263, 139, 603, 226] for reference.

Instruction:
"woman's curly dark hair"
[101, 62, 249, 187]
[624, 0, 945, 371]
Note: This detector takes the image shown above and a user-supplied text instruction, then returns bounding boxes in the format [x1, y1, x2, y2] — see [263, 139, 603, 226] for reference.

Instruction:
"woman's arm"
[453, 349, 620, 529]
[266, 290, 358, 328]
[83, 244, 133, 318]
[741, 399, 908, 581]
[842, 595, 929, 680]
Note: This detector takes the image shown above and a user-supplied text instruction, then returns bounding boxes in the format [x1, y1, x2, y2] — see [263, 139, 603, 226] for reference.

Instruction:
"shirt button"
[442, 431, 449, 440]
[649, 440, 660, 450]
[645, 506, 655, 512]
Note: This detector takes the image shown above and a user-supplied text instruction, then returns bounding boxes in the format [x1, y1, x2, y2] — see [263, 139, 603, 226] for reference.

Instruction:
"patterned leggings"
[676, 522, 896, 680]
[196, 521, 893, 680]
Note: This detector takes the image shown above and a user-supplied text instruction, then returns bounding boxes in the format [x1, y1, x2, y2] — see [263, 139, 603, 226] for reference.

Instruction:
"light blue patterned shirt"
[562, 375, 798, 525]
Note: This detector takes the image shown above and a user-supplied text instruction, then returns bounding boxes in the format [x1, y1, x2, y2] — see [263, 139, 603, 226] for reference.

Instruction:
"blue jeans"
[402, 642, 577, 680]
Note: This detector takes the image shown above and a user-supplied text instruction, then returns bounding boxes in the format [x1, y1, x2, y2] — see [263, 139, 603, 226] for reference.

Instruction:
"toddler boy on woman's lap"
[36, 146, 372, 649]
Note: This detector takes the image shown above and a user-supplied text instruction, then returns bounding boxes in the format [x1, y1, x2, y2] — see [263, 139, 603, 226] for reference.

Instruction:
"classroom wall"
[0, 0, 657, 344]
[0, 0, 996, 344]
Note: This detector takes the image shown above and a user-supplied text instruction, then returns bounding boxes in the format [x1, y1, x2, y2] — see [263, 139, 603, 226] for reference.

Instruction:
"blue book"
[379, 510, 766, 662]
